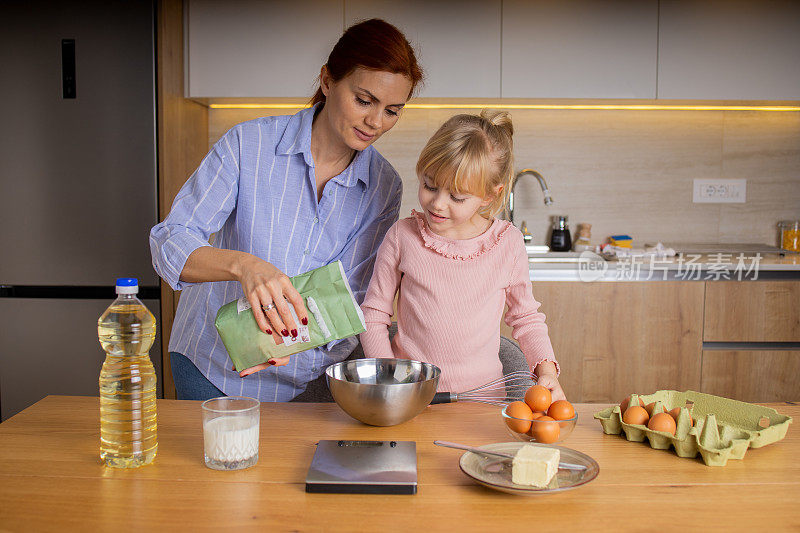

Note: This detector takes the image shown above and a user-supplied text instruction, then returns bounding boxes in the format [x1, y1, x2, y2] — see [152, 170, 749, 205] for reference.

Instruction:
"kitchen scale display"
[305, 440, 417, 495]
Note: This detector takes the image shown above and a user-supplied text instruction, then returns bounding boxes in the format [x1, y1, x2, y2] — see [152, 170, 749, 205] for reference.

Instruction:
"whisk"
[429, 371, 537, 406]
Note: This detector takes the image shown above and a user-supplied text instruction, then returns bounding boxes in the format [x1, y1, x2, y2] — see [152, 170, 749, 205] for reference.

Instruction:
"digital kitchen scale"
[305, 440, 417, 495]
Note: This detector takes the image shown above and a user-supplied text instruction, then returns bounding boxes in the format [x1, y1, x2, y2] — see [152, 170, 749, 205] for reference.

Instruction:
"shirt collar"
[276, 104, 316, 159]
[276, 103, 371, 188]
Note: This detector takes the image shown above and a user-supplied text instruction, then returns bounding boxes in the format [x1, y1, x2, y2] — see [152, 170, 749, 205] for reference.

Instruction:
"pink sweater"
[360, 211, 558, 393]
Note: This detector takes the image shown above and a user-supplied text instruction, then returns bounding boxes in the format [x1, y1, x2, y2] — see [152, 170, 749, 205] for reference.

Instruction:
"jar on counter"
[779, 220, 800, 252]
[573, 223, 592, 252]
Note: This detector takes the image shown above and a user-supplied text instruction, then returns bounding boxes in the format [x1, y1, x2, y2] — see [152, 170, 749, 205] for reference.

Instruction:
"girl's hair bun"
[480, 109, 514, 136]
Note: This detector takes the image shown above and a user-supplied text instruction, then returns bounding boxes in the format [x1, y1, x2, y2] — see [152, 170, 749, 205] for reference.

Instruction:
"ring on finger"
[262, 302, 276, 311]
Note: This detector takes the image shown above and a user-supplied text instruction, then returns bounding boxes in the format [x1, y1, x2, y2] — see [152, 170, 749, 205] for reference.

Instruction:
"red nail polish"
[265, 329, 272, 335]
[301, 317, 308, 325]
[268, 360, 276, 366]
[291, 329, 298, 337]
[281, 329, 289, 337]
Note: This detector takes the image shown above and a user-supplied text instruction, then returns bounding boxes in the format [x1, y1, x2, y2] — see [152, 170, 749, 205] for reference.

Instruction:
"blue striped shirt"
[149, 105, 402, 401]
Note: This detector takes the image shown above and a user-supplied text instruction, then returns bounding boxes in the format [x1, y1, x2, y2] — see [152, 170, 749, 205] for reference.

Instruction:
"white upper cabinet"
[185, 0, 342, 97]
[185, 0, 798, 100]
[657, 0, 800, 100]
[501, 0, 658, 98]
[345, 0, 502, 98]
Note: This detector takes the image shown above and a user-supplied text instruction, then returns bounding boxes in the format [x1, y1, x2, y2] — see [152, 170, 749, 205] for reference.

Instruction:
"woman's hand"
[534, 361, 566, 401]
[235, 254, 308, 357]
[179, 247, 305, 371]
[237, 355, 291, 376]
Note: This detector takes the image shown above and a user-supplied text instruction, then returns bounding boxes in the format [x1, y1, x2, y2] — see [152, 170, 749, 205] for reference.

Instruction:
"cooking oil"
[98, 278, 158, 468]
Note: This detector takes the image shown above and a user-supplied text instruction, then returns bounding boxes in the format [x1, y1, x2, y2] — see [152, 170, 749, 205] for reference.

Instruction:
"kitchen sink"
[525, 245, 551, 254]
[524, 244, 606, 264]
[527, 251, 595, 263]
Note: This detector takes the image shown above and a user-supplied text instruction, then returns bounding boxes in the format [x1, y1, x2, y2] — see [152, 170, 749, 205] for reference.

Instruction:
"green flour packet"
[214, 261, 366, 372]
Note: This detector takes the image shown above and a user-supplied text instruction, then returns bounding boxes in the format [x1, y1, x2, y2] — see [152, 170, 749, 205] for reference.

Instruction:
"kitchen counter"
[530, 252, 800, 281]
[1, 396, 797, 531]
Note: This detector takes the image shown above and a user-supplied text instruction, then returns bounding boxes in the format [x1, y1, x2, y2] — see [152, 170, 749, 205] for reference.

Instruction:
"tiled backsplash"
[209, 107, 800, 248]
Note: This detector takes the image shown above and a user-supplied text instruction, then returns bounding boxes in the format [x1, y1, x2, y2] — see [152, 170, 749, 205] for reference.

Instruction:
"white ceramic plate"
[459, 442, 599, 495]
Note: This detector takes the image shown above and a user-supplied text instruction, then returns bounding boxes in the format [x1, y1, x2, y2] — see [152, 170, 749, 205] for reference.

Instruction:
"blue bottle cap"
[115, 278, 139, 295]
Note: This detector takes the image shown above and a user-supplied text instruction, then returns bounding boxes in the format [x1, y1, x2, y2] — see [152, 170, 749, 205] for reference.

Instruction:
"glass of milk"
[201, 396, 260, 470]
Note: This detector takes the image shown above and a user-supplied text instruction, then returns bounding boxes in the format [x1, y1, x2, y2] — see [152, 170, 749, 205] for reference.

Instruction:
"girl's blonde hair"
[416, 109, 514, 217]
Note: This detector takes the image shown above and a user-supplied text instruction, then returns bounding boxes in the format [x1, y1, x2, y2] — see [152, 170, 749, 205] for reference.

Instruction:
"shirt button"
[313, 217, 319, 224]
[304, 249, 310, 255]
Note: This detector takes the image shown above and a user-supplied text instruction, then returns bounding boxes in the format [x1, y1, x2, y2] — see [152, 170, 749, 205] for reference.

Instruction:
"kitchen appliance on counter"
[0, 1, 160, 421]
[549, 216, 572, 252]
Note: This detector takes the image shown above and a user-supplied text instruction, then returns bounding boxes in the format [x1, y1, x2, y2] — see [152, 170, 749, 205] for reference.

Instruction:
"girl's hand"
[236, 255, 308, 346]
[534, 361, 567, 401]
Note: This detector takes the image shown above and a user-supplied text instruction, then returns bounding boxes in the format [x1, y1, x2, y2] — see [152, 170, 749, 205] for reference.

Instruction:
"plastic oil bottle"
[98, 278, 158, 467]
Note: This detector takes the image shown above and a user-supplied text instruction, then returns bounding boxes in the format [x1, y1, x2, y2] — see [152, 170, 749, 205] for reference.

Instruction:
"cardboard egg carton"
[593, 390, 793, 466]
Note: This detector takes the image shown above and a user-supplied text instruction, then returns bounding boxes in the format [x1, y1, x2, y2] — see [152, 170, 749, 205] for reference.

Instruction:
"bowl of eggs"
[501, 385, 577, 444]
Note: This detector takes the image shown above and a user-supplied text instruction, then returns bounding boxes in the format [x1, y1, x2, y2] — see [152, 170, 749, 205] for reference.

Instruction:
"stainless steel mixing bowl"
[326, 358, 441, 426]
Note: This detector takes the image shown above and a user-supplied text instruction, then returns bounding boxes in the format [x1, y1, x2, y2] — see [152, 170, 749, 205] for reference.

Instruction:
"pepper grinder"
[549, 215, 572, 252]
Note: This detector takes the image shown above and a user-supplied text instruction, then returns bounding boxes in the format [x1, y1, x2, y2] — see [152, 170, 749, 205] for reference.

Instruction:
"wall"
[208, 107, 800, 248]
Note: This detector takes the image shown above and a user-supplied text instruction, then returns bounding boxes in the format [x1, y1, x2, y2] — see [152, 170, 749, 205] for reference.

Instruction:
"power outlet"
[693, 179, 747, 203]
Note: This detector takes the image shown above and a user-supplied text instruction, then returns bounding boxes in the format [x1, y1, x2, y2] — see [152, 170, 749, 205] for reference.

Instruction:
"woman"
[150, 19, 423, 401]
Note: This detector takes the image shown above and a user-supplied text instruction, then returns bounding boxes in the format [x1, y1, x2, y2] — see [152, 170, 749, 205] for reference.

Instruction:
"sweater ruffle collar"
[411, 210, 513, 260]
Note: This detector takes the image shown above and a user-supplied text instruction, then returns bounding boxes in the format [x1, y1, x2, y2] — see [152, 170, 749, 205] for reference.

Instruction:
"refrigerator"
[0, 1, 161, 421]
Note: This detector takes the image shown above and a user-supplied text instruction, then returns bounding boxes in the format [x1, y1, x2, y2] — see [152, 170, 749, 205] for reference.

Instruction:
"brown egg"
[620, 395, 645, 412]
[547, 400, 576, 421]
[645, 402, 656, 417]
[524, 385, 552, 413]
[623, 406, 650, 425]
[531, 411, 546, 420]
[647, 412, 677, 435]
[531, 415, 560, 443]
[505, 401, 534, 434]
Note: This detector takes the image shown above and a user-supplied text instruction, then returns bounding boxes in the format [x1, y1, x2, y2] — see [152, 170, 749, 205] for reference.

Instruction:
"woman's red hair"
[310, 18, 423, 105]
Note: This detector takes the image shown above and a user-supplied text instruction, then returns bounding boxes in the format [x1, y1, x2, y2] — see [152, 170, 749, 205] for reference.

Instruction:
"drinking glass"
[201, 396, 260, 470]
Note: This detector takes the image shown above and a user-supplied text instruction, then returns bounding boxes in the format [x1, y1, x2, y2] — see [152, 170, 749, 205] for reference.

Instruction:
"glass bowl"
[501, 405, 578, 443]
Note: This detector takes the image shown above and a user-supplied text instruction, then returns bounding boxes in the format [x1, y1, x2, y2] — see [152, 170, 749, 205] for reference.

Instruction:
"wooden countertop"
[0, 396, 797, 531]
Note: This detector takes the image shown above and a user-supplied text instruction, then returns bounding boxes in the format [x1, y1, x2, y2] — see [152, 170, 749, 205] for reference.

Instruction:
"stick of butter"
[511, 444, 560, 487]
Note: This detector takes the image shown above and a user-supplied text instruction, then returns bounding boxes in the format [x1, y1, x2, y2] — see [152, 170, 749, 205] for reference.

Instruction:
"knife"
[433, 440, 587, 471]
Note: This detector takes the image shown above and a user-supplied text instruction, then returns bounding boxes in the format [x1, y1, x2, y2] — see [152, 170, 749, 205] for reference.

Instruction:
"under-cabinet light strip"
[207, 103, 800, 111]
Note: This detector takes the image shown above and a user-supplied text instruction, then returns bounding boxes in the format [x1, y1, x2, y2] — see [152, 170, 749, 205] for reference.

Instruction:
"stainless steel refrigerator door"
[0, 298, 162, 421]
[0, 1, 158, 286]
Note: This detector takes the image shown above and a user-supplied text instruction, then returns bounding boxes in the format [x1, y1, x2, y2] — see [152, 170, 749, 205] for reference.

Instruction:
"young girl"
[360, 110, 566, 400]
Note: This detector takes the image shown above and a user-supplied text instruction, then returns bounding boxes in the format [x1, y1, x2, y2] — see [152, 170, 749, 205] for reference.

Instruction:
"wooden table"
[0, 397, 797, 531]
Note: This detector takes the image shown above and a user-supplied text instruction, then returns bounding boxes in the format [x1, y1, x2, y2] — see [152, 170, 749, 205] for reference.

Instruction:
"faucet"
[508, 169, 553, 226]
